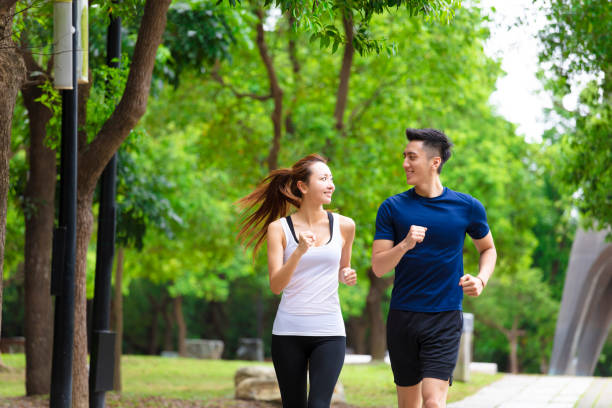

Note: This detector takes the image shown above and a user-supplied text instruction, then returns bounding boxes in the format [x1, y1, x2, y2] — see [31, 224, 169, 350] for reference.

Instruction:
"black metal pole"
[50, 0, 78, 406]
[89, 9, 121, 408]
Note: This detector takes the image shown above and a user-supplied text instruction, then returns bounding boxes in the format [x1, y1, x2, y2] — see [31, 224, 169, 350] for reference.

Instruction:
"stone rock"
[236, 338, 264, 361]
[235, 378, 281, 402]
[331, 381, 346, 403]
[185, 339, 224, 359]
[234, 365, 277, 387]
[234, 365, 346, 403]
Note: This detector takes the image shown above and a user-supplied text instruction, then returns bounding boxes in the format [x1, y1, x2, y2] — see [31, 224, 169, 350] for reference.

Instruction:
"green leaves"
[162, 2, 237, 87]
[538, 0, 612, 232]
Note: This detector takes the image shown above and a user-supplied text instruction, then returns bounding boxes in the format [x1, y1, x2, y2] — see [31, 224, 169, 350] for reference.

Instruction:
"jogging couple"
[238, 128, 497, 408]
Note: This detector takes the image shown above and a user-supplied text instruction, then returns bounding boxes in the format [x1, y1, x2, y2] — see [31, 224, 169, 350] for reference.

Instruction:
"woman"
[238, 154, 357, 408]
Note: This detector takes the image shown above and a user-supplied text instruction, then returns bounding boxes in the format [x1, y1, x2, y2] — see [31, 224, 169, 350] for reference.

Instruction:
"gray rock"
[235, 378, 281, 402]
[234, 365, 277, 387]
[185, 339, 224, 359]
[236, 338, 264, 361]
[234, 365, 346, 403]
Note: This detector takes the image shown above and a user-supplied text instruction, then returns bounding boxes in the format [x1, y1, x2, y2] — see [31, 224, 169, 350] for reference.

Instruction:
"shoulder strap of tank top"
[326, 211, 334, 244]
[285, 212, 334, 245]
[285, 215, 299, 244]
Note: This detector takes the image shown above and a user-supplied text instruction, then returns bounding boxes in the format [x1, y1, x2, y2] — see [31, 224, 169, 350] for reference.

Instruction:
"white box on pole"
[54, 0, 73, 89]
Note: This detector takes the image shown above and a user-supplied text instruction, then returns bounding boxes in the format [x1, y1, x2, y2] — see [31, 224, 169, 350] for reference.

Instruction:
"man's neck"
[413, 177, 444, 198]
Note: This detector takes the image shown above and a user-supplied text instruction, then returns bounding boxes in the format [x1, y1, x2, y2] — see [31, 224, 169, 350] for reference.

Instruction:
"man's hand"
[401, 225, 427, 251]
[459, 274, 485, 297]
[340, 267, 357, 286]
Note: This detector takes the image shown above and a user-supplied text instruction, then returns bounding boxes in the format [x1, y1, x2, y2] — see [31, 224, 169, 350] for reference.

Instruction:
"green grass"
[0, 354, 502, 406]
[0, 354, 25, 397]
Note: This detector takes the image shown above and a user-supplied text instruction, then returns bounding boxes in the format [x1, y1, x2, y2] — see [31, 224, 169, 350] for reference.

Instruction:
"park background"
[0, 0, 610, 406]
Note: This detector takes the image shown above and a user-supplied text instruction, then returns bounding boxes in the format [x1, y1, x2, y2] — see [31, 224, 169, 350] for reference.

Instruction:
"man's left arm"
[459, 231, 497, 297]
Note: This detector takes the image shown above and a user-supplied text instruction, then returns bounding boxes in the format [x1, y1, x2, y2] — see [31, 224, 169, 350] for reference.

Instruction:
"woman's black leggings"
[271, 335, 346, 408]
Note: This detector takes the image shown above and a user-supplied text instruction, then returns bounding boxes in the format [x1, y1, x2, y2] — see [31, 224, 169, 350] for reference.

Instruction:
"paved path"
[448, 375, 612, 408]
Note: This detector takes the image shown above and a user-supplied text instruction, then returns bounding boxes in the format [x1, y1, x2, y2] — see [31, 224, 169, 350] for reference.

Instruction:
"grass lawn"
[0, 354, 502, 406]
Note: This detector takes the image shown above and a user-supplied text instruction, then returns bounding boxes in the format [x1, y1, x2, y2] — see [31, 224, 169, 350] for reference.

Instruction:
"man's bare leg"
[396, 382, 422, 408]
[421, 377, 450, 408]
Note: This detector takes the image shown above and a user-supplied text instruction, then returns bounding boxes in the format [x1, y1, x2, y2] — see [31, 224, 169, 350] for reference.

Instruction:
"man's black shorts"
[387, 309, 463, 387]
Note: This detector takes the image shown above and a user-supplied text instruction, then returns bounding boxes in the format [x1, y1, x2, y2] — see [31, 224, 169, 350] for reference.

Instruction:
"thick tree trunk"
[0, 2, 26, 369]
[366, 268, 393, 360]
[110, 247, 124, 391]
[22, 54, 55, 395]
[346, 316, 367, 354]
[72, 193, 95, 408]
[71, 1, 172, 405]
[174, 296, 187, 357]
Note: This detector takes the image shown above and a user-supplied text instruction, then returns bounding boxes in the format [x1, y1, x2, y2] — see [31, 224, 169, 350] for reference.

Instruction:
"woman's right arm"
[267, 221, 311, 295]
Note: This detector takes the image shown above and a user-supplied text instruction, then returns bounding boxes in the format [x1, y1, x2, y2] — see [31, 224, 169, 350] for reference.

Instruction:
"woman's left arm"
[338, 215, 357, 286]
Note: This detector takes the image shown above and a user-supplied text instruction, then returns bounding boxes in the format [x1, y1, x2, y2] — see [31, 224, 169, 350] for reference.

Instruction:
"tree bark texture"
[111, 247, 124, 391]
[174, 296, 187, 357]
[21, 50, 55, 396]
[366, 268, 393, 359]
[0, 2, 26, 368]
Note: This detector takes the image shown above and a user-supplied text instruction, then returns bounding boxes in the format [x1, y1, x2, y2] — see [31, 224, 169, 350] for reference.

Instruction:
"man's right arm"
[371, 225, 427, 277]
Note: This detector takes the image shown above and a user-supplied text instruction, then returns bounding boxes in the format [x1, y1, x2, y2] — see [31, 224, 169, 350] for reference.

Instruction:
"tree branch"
[333, 12, 354, 133]
[79, 0, 172, 196]
[210, 66, 271, 101]
[255, 8, 283, 171]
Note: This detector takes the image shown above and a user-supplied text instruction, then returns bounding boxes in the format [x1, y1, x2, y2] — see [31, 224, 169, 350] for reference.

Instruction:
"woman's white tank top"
[272, 212, 346, 336]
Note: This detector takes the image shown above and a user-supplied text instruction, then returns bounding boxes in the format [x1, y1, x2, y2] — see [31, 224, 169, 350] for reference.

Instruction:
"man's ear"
[432, 156, 442, 170]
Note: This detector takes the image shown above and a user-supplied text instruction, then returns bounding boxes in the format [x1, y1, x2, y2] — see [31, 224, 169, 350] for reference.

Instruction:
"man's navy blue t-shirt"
[374, 187, 489, 312]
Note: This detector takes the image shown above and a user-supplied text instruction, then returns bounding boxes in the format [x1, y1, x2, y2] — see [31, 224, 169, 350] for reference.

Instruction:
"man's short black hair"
[405, 128, 453, 174]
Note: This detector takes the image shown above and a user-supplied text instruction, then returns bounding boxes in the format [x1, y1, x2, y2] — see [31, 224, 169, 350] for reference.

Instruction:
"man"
[372, 128, 497, 408]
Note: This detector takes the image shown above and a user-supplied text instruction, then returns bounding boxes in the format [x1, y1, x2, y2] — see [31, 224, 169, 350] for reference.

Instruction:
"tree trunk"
[255, 8, 283, 171]
[22, 53, 55, 395]
[173, 296, 187, 357]
[505, 316, 525, 374]
[162, 296, 174, 352]
[0, 1, 26, 370]
[366, 268, 393, 360]
[71, 1, 172, 405]
[147, 295, 161, 355]
[110, 247, 124, 391]
[334, 13, 354, 133]
[72, 193, 94, 408]
[508, 334, 519, 374]
[346, 316, 368, 354]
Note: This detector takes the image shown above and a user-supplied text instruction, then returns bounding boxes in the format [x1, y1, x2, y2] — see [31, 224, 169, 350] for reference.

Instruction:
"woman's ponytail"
[237, 154, 326, 255]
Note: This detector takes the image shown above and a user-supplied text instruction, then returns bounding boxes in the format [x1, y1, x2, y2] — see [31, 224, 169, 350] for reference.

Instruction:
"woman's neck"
[294, 202, 326, 226]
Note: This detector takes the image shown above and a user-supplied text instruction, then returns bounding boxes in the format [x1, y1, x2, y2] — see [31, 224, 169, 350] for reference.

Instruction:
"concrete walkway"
[448, 375, 612, 408]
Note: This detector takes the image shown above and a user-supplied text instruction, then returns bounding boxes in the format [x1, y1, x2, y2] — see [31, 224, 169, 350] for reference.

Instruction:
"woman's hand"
[297, 231, 316, 254]
[340, 267, 357, 286]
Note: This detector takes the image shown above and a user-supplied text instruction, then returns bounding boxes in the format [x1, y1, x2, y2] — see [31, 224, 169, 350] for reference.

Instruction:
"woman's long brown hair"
[237, 154, 327, 255]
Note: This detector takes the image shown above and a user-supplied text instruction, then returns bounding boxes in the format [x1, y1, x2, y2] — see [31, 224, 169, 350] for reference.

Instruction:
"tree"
[538, 0, 612, 231]
[0, 0, 26, 370]
[69, 1, 172, 406]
